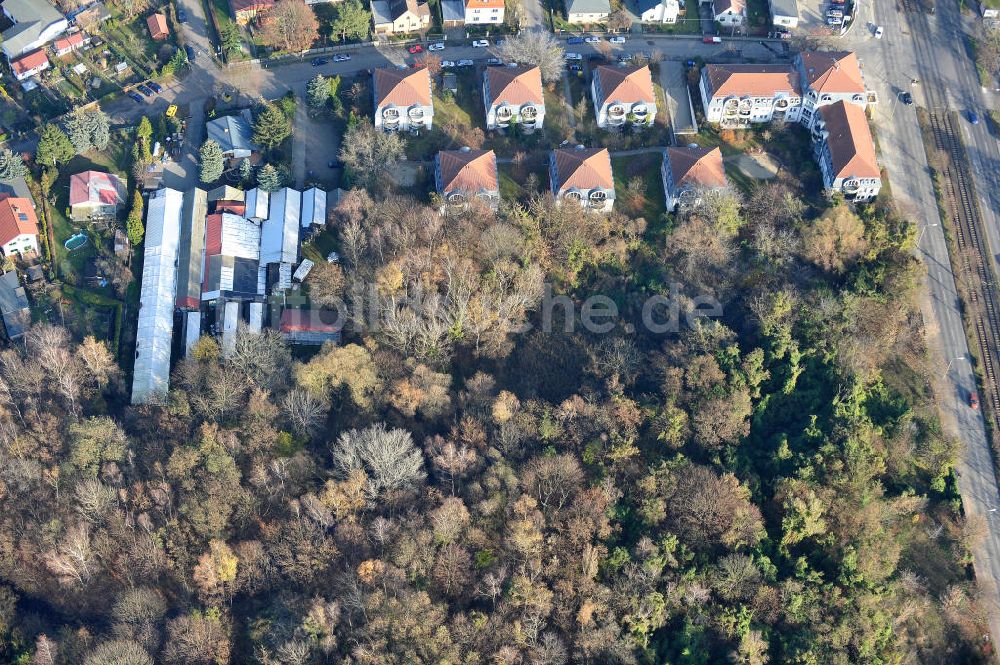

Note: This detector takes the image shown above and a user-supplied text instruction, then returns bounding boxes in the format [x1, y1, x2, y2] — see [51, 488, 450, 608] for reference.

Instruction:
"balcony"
[495, 105, 513, 126]
[408, 107, 425, 121]
[447, 192, 467, 204]
[632, 104, 648, 121]
[774, 98, 789, 110]
[843, 179, 860, 194]
[588, 190, 608, 207]
[521, 105, 538, 122]
[607, 105, 626, 125]
[382, 108, 400, 121]
[723, 98, 739, 115]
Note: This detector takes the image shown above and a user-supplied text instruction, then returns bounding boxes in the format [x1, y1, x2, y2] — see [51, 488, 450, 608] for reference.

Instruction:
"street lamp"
[917, 222, 938, 246]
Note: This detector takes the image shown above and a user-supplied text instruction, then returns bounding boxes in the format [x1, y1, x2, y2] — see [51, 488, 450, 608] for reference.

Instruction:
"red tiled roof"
[593, 64, 655, 107]
[486, 65, 543, 106]
[437, 149, 498, 193]
[818, 101, 879, 179]
[53, 33, 85, 54]
[374, 67, 432, 107]
[799, 51, 865, 95]
[69, 171, 125, 207]
[11, 50, 49, 77]
[0, 195, 39, 247]
[147, 13, 169, 38]
[704, 64, 800, 98]
[466, 0, 505, 9]
[666, 146, 727, 190]
[552, 147, 613, 192]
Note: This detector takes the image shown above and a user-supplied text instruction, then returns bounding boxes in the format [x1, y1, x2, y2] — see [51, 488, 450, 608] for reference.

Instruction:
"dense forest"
[0, 180, 989, 664]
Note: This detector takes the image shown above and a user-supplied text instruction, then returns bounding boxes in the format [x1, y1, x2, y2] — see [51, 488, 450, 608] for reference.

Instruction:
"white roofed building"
[261, 188, 301, 265]
[245, 188, 269, 222]
[132, 188, 183, 404]
[301, 188, 327, 229]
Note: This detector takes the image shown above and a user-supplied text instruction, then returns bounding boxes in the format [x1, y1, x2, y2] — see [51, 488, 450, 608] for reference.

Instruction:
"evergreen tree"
[136, 116, 154, 163]
[329, 0, 371, 41]
[219, 22, 242, 58]
[36, 124, 75, 167]
[65, 107, 93, 154]
[199, 140, 225, 184]
[0, 149, 27, 180]
[307, 75, 329, 110]
[256, 163, 282, 192]
[252, 103, 292, 150]
[238, 158, 252, 184]
[90, 109, 111, 151]
[126, 189, 145, 246]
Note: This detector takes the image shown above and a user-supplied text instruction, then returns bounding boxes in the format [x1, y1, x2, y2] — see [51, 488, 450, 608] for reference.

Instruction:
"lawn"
[498, 154, 550, 202]
[642, 16, 703, 35]
[612, 153, 666, 222]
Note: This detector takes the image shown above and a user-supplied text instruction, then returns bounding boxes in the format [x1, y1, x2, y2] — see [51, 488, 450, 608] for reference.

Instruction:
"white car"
[333, 54, 351, 62]
[457, 59, 474, 66]
[440, 60, 456, 68]
[472, 39, 489, 47]
[429, 42, 445, 51]
[874, 25, 884, 38]
[609, 36, 626, 43]
[584, 36, 601, 43]
[565, 52, 582, 60]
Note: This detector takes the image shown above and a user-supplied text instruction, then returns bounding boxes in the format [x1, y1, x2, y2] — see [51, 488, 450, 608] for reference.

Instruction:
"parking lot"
[797, 0, 842, 35]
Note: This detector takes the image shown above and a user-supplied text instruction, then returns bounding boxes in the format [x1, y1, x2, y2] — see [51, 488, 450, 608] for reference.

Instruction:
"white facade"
[375, 102, 434, 131]
[465, 0, 504, 22]
[2, 233, 39, 257]
[12, 56, 49, 81]
[132, 188, 183, 404]
[638, 0, 679, 22]
[1, 0, 68, 59]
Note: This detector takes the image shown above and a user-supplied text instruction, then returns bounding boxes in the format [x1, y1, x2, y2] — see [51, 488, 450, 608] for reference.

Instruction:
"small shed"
[147, 13, 169, 40]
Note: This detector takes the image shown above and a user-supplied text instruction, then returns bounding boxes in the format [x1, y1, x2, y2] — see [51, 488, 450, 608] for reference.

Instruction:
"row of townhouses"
[700, 51, 881, 201]
[373, 63, 657, 133]
[432, 144, 730, 216]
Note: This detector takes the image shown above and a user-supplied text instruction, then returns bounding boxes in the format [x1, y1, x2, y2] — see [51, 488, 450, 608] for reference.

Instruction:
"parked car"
[901, 91, 913, 105]
[472, 39, 489, 47]
[128, 92, 144, 103]
[495, 39, 505, 46]
[584, 36, 601, 43]
[971, 391, 980, 410]
[408, 44, 423, 53]
[333, 53, 351, 62]
[776, 28, 791, 39]
[327, 160, 342, 169]
[617, 52, 634, 62]
[176, 7, 187, 22]
[184, 44, 195, 61]
[565, 52, 582, 60]
[589, 53, 606, 62]
[609, 36, 626, 43]
[826, 16, 842, 24]
[457, 59, 474, 66]
[567, 36, 584, 44]
[486, 57, 503, 65]
[136, 84, 153, 96]
[429, 42, 445, 51]
[165, 104, 178, 118]
[147, 81, 162, 93]
[311, 57, 328, 66]
[567, 63, 583, 72]
[874, 25, 883, 37]
[968, 110, 980, 124]
[441, 60, 456, 68]
[703, 36, 722, 43]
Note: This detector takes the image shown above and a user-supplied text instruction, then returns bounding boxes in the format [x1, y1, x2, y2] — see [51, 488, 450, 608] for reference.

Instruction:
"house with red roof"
[0, 194, 40, 257]
[373, 66, 433, 132]
[435, 148, 499, 209]
[69, 170, 126, 221]
[591, 64, 656, 129]
[483, 65, 544, 131]
[52, 32, 86, 57]
[146, 13, 169, 40]
[10, 49, 50, 81]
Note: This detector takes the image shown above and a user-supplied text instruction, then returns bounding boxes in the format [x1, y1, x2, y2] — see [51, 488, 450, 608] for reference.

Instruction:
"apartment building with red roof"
[435, 148, 499, 209]
[549, 147, 615, 213]
[795, 51, 869, 128]
[661, 147, 728, 211]
[591, 64, 656, 129]
[373, 66, 433, 132]
[483, 65, 544, 131]
[812, 101, 881, 201]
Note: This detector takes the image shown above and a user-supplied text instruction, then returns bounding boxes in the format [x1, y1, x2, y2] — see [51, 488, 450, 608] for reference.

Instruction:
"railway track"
[926, 110, 1000, 423]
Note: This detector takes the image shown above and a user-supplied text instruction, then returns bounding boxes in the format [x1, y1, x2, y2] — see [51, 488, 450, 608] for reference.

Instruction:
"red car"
[971, 392, 980, 410]
[408, 44, 424, 54]
[702, 36, 721, 43]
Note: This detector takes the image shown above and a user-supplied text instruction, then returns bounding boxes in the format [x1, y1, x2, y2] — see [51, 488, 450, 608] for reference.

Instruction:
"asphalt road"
[844, 0, 1000, 641]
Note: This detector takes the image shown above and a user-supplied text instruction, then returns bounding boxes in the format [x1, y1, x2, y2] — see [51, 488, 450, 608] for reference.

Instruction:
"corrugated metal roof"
[260, 188, 300, 265]
[184, 310, 201, 355]
[245, 188, 269, 221]
[132, 188, 183, 404]
[301, 187, 326, 228]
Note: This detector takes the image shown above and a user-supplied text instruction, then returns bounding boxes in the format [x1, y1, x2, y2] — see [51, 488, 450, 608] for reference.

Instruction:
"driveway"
[293, 105, 342, 190]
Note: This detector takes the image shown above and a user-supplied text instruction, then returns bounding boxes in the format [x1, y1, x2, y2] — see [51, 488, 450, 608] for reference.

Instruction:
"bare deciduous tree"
[494, 31, 566, 84]
[331, 423, 426, 498]
[283, 388, 327, 439]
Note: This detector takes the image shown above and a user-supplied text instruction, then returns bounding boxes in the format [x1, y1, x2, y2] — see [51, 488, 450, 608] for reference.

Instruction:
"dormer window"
[565, 191, 583, 201]
[632, 104, 648, 117]
[820, 94, 833, 102]
[588, 190, 607, 207]
[383, 108, 399, 120]
[408, 106, 425, 120]
[448, 192, 467, 203]
[496, 105, 513, 119]
[521, 105, 537, 119]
